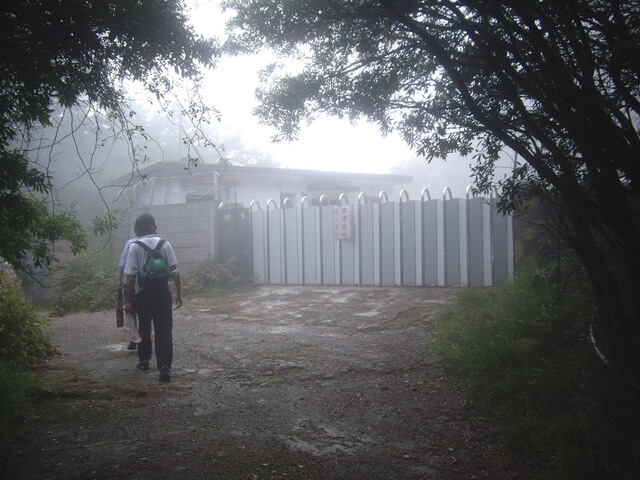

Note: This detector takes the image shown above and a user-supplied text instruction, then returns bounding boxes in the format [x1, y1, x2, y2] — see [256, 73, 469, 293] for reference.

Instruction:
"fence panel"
[380, 201, 397, 286]
[359, 202, 377, 285]
[421, 199, 439, 286]
[267, 207, 283, 284]
[302, 204, 320, 284]
[339, 205, 356, 285]
[246, 190, 512, 287]
[492, 196, 511, 285]
[444, 197, 466, 286]
[284, 206, 300, 284]
[467, 197, 486, 286]
[401, 199, 420, 286]
[321, 204, 337, 284]
[251, 210, 267, 283]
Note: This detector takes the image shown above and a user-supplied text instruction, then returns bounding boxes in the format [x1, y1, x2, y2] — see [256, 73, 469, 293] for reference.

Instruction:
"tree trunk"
[568, 204, 640, 384]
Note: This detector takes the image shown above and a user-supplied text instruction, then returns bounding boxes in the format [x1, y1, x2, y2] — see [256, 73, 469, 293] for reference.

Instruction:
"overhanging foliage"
[0, 0, 219, 272]
[223, 0, 640, 380]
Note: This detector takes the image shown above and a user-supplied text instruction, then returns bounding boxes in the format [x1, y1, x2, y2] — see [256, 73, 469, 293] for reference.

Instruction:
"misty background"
[25, 0, 514, 227]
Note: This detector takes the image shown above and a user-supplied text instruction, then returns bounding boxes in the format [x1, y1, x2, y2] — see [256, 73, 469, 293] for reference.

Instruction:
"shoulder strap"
[152, 239, 166, 255]
[135, 239, 165, 258]
[134, 240, 152, 254]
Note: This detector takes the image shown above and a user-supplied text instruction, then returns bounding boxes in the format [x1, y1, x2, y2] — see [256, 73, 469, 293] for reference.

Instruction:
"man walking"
[124, 213, 182, 382]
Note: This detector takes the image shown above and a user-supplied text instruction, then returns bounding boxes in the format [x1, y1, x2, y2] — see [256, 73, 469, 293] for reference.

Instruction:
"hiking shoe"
[128, 342, 137, 350]
[159, 366, 171, 383]
[136, 361, 150, 372]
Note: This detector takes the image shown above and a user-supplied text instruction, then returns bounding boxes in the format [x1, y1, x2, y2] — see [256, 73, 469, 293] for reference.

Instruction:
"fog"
[32, 100, 498, 225]
[28, 1, 514, 225]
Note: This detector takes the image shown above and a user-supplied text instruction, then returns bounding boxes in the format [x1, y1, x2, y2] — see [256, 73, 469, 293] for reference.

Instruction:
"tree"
[0, 0, 218, 272]
[223, 0, 640, 380]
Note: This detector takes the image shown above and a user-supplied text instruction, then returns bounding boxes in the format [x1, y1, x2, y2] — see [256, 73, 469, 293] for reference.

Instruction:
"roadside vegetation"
[0, 272, 53, 445]
[50, 250, 119, 316]
[50, 249, 255, 317]
[181, 257, 255, 297]
[434, 259, 640, 479]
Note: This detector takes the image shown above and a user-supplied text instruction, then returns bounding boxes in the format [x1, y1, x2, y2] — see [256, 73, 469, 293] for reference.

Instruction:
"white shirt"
[123, 234, 178, 293]
[118, 237, 137, 287]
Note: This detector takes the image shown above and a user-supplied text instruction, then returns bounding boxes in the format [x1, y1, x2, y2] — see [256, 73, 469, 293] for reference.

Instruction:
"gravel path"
[7, 285, 536, 479]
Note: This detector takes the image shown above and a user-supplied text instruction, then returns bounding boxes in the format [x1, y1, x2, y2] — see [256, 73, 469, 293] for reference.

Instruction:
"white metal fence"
[248, 188, 513, 286]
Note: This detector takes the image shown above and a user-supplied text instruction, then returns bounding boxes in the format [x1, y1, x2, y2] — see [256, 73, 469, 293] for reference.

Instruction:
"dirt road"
[7, 285, 534, 479]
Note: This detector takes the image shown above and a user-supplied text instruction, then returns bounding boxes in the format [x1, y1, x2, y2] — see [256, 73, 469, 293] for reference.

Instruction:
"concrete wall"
[112, 199, 217, 272]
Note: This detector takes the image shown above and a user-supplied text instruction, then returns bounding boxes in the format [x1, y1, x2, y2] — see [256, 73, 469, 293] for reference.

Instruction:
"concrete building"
[111, 161, 413, 270]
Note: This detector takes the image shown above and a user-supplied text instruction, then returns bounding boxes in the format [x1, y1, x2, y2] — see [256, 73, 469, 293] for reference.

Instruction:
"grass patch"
[434, 263, 640, 479]
[0, 363, 41, 443]
[199, 284, 257, 298]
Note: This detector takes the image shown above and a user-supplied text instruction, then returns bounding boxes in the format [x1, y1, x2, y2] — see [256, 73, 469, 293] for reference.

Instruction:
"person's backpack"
[135, 239, 171, 289]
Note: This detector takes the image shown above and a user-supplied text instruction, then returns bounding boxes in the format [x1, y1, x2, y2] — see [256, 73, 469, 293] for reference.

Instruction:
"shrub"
[434, 261, 640, 479]
[51, 249, 118, 316]
[0, 273, 49, 446]
[182, 256, 254, 296]
[0, 272, 54, 366]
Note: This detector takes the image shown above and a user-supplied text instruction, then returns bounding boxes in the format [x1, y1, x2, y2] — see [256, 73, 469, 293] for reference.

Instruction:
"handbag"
[123, 311, 142, 344]
[116, 289, 124, 328]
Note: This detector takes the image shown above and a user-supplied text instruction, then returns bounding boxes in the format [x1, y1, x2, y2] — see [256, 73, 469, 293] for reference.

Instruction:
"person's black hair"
[134, 213, 156, 236]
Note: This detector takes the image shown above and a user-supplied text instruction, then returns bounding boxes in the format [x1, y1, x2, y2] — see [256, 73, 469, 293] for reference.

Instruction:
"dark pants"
[135, 288, 173, 370]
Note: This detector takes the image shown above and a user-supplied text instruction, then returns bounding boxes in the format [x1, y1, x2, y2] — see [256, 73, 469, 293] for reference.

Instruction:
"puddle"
[104, 344, 127, 352]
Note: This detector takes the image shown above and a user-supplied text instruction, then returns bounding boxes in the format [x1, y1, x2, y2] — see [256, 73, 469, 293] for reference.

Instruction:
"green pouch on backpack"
[135, 239, 171, 289]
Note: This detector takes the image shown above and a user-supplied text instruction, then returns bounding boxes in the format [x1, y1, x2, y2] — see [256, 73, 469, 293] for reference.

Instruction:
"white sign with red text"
[333, 206, 351, 240]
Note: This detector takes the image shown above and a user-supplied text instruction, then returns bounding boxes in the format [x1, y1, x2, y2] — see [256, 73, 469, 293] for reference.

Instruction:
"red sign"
[333, 206, 351, 239]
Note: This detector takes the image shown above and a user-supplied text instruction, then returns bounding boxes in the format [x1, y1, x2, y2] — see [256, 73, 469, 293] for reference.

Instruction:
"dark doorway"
[217, 205, 251, 276]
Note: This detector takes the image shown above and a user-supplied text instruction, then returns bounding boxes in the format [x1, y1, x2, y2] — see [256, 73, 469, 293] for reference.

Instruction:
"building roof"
[113, 161, 413, 186]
